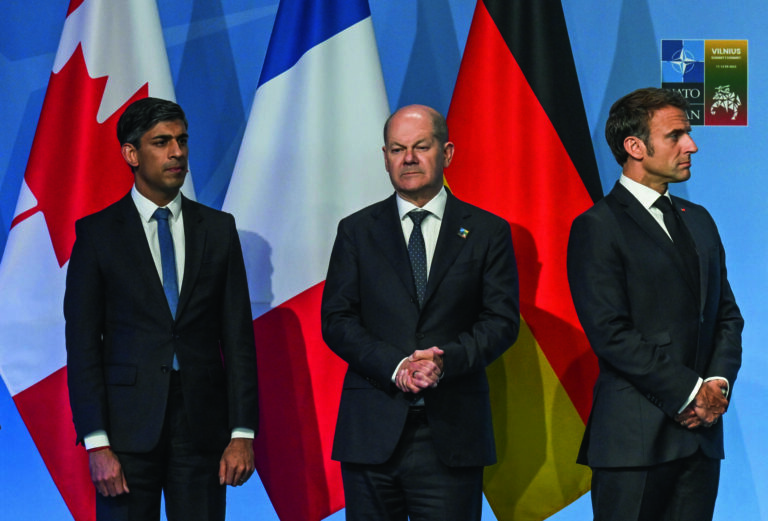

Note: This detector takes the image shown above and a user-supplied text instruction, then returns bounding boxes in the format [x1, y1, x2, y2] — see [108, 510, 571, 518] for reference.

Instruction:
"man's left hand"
[219, 438, 255, 487]
[395, 347, 444, 393]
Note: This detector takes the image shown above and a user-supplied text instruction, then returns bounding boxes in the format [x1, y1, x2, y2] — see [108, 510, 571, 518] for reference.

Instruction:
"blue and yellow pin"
[458, 227, 469, 239]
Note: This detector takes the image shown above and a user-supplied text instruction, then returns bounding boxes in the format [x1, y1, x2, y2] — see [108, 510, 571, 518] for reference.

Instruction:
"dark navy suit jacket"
[65, 193, 258, 453]
[567, 182, 742, 468]
[321, 191, 519, 467]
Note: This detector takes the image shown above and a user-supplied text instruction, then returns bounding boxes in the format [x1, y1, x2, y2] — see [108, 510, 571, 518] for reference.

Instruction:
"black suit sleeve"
[218, 213, 260, 432]
[321, 218, 410, 387]
[700, 212, 742, 387]
[65, 219, 108, 443]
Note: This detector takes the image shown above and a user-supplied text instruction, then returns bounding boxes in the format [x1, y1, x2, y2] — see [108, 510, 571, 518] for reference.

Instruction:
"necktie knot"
[153, 207, 172, 222]
[408, 210, 429, 226]
[653, 196, 674, 214]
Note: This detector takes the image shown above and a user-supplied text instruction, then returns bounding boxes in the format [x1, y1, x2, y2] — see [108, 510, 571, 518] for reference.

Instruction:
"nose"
[168, 139, 184, 158]
[404, 147, 417, 163]
[684, 133, 698, 154]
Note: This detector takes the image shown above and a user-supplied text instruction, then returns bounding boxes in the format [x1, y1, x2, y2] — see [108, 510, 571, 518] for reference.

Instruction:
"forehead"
[387, 110, 434, 144]
[649, 106, 690, 133]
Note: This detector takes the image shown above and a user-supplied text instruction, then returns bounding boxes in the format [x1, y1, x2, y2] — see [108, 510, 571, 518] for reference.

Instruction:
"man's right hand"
[89, 448, 130, 497]
[693, 380, 729, 425]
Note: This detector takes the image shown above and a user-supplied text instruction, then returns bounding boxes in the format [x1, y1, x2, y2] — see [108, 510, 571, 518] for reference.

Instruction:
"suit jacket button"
[160, 365, 170, 374]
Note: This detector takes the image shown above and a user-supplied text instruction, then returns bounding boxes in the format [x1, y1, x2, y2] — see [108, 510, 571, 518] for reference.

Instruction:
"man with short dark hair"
[567, 87, 743, 520]
[321, 104, 519, 520]
[65, 97, 259, 521]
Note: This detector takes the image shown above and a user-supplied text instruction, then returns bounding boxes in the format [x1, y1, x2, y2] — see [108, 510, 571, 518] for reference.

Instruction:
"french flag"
[222, 0, 390, 519]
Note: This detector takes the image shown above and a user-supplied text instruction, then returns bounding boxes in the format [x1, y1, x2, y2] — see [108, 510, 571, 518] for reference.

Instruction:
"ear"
[623, 136, 645, 161]
[121, 143, 139, 169]
[442, 141, 455, 167]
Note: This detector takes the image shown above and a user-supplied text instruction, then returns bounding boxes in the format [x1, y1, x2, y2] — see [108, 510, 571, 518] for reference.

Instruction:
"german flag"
[446, 1, 602, 518]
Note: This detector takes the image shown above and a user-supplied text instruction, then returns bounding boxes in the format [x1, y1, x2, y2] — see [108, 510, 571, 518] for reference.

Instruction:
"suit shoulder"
[74, 194, 131, 230]
[671, 195, 709, 216]
[451, 196, 508, 225]
[338, 196, 394, 227]
[183, 197, 236, 226]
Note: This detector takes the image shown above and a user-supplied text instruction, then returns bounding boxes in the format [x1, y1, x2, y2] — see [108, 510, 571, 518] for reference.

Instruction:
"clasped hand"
[674, 379, 728, 430]
[395, 346, 444, 393]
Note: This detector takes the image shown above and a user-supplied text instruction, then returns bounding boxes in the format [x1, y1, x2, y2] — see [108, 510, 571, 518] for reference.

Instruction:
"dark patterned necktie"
[407, 210, 429, 307]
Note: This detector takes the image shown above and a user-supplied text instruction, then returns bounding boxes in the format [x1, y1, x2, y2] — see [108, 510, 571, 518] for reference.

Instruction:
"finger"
[120, 471, 130, 494]
[219, 459, 227, 485]
[95, 482, 109, 497]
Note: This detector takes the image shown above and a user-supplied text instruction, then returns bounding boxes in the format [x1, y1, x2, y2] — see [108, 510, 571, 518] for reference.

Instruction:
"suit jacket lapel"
[177, 196, 205, 319]
[115, 194, 170, 316]
[612, 184, 699, 298]
[370, 195, 417, 302]
[423, 193, 470, 307]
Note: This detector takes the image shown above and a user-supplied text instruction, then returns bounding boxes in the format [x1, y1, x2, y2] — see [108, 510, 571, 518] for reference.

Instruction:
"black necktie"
[407, 210, 429, 307]
[653, 196, 700, 289]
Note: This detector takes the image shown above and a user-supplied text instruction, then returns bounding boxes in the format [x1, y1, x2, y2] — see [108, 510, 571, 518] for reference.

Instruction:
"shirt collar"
[131, 186, 183, 223]
[619, 174, 671, 210]
[396, 186, 447, 221]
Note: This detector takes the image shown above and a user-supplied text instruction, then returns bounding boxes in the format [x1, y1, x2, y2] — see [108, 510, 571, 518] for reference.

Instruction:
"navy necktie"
[653, 196, 700, 291]
[153, 207, 179, 318]
[407, 210, 429, 307]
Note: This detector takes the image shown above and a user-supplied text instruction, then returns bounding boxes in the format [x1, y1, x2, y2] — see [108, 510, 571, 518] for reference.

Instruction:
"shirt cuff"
[391, 357, 408, 383]
[678, 378, 703, 414]
[84, 430, 110, 450]
[231, 428, 255, 439]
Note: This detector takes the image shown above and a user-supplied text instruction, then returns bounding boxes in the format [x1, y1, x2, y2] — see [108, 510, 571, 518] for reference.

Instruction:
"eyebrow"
[388, 137, 430, 147]
[150, 133, 189, 141]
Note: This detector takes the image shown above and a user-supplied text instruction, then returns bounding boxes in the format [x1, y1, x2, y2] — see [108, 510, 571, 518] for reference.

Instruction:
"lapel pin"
[458, 227, 469, 239]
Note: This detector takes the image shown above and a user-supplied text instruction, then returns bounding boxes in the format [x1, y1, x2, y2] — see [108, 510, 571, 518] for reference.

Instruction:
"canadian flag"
[221, 0, 391, 519]
[0, 1, 187, 519]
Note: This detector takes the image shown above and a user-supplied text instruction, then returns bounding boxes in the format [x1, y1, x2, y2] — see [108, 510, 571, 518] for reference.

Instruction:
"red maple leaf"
[16, 44, 147, 267]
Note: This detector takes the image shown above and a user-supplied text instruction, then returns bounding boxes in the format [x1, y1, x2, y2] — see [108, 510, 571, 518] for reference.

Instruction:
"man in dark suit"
[567, 87, 743, 520]
[65, 98, 259, 521]
[321, 104, 519, 520]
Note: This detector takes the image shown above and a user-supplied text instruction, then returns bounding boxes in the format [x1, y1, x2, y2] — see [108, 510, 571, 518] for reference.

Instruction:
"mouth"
[165, 164, 187, 174]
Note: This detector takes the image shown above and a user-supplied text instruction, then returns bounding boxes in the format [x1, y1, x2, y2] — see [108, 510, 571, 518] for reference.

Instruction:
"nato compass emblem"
[670, 48, 697, 76]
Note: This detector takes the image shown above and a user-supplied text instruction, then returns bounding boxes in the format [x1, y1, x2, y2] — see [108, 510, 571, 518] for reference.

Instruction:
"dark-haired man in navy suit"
[568, 87, 743, 521]
[322, 104, 519, 521]
[65, 97, 258, 521]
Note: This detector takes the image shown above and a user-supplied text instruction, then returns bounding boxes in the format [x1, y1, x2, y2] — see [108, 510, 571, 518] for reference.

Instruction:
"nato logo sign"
[661, 39, 747, 126]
